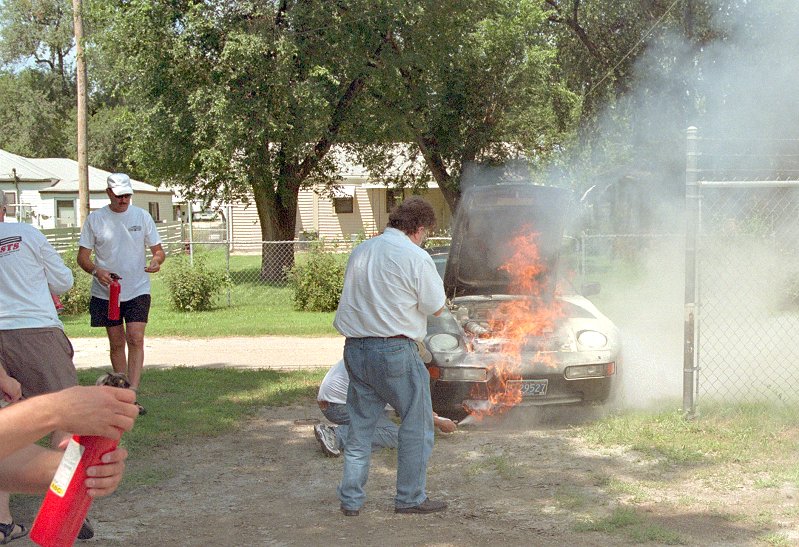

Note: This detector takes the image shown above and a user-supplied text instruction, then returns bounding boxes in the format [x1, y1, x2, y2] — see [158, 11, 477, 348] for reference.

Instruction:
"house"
[0, 149, 176, 228]
[225, 153, 452, 246]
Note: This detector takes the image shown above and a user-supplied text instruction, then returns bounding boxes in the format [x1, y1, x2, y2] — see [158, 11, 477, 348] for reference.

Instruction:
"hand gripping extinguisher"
[107, 273, 121, 321]
[29, 372, 132, 547]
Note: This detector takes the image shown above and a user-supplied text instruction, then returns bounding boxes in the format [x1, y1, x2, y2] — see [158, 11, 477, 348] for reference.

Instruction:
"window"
[386, 189, 403, 212]
[56, 199, 76, 227]
[334, 197, 354, 214]
[3, 192, 16, 217]
[148, 202, 160, 221]
[332, 185, 355, 214]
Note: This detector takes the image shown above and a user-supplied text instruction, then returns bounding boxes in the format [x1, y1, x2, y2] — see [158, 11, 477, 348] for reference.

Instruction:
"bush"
[59, 244, 91, 316]
[162, 254, 232, 312]
[287, 251, 345, 312]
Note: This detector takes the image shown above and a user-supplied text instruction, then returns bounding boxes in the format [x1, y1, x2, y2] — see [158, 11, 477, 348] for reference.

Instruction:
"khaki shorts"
[0, 327, 77, 398]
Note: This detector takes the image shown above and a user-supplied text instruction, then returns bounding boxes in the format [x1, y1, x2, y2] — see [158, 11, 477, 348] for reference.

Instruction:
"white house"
[0, 149, 176, 228]
[224, 150, 451, 245]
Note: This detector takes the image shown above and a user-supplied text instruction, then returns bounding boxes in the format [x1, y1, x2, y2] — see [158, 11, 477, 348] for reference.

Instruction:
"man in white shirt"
[314, 359, 456, 457]
[333, 196, 447, 516]
[77, 173, 165, 416]
[0, 191, 77, 543]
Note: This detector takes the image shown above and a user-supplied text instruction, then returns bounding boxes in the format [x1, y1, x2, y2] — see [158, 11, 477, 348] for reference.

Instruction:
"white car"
[423, 184, 621, 419]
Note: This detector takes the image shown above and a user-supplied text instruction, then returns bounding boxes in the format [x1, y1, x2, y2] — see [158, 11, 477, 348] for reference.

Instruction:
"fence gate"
[684, 127, 799, 414]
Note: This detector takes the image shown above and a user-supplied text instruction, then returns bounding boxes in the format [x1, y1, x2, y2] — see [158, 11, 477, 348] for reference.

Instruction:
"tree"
[358, 0, 580, 212]
[0, 0, 76, 158]
[0, 69, 69, 157]
[93, 0, 419, 279]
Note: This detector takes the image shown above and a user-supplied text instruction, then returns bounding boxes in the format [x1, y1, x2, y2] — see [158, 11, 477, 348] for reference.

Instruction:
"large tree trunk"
[252, 181, 299, 283]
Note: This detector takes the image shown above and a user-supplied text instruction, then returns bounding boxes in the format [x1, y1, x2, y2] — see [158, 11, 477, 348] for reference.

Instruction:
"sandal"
[0, 521, 28, 544]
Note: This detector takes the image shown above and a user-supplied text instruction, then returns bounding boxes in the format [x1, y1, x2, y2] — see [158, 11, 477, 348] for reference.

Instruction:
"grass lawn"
[62, 251, 338, 338]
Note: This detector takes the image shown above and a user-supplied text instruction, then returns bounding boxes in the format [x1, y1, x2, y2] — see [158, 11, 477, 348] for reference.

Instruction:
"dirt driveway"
[11, 337, 795, 546]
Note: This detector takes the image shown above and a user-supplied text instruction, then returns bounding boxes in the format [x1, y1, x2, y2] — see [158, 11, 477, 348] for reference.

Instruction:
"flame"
[466, 229, 563, 419]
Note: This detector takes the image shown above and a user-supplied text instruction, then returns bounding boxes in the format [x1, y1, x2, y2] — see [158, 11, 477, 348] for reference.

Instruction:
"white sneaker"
[313, 424, 340, 457]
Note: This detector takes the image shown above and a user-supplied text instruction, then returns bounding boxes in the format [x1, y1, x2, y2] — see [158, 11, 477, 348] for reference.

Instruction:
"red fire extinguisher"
[107, 274, 121, 321]
[50, 293, 64, 314]
[29, 373, 131, 547]
[28, 436, 117, 547]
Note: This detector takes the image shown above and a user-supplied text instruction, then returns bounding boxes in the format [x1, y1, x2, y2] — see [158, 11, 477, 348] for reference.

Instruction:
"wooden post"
[73, 0, 89, 225]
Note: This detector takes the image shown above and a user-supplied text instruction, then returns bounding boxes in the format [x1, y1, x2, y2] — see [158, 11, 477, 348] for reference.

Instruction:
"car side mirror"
[581, 282, 601, 297]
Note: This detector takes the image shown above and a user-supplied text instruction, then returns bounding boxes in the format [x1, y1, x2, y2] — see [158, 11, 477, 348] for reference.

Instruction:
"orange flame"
[467, 228, 563, 419]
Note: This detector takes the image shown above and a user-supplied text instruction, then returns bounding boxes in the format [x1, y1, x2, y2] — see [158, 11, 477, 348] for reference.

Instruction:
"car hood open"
[444, 184, 571, 298]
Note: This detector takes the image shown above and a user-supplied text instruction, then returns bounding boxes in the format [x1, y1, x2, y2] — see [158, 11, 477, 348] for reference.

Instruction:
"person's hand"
[144, 258, 160, 273]
[85, 446, 129, 497]
[93, 268, 112, 287]
[0, 375, 21, 404]
[52, 386, 138, 440]
[433, 415, 457, 433]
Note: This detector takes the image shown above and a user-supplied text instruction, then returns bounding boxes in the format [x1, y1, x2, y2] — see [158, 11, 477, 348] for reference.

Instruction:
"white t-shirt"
[333, 227, 445, 340]
[78, 205, 162, 302]
[317, 359, 349, 404]
[0, 222, 73, 330]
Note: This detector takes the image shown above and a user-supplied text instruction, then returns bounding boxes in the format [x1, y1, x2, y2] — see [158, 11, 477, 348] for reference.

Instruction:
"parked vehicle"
[423, 184, 621, 419]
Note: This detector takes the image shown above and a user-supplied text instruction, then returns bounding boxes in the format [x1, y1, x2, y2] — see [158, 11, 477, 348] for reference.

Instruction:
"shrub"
[162, 254, 232, 312]
[287, 251, 345, 312]
[58, 244, 91, 316]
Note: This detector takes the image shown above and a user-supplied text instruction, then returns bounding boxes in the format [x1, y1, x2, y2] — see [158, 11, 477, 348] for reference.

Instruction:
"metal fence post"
[683, 126, 700, 417]
[225, 216, 231, 307]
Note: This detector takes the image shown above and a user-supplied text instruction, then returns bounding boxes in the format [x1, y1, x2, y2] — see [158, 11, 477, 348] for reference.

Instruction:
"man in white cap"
[77, 173, 165, 416]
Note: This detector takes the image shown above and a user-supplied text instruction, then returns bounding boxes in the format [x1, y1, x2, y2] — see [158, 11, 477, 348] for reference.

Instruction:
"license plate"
[508, 379, 548, 397]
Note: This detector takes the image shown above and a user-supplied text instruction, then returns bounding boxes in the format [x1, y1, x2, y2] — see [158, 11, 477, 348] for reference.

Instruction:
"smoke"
[567, 0, 799, 411]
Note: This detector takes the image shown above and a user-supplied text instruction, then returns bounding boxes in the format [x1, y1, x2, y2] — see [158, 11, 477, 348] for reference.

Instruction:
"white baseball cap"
[107, 173, 134, 196]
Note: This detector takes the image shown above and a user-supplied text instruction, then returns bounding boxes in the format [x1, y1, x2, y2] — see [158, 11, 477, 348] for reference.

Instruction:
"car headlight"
[576, 330, 607, 349]
[428, 333, 460, 352]
[564, 363, 615, 379]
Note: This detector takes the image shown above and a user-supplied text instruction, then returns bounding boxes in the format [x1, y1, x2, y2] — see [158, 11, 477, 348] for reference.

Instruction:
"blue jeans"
[322, 402, 399, 451]
[337, 337, 434, 510]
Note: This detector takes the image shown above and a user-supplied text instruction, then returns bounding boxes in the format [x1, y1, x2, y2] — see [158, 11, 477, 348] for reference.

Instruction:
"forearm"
[0, 445, 61, 493]
[151, 246, 165, 265]
[76, 247, 95, 275]
[0, 395, 62, 459]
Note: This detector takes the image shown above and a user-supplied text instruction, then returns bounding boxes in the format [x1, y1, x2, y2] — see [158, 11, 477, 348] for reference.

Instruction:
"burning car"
[423, 184, 621, 419]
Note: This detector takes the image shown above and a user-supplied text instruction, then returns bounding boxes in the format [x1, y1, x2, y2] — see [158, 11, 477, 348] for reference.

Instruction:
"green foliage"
[287, 251, 345, 312]
[162, 254, 231, 312]
[58, 244, 91, 316]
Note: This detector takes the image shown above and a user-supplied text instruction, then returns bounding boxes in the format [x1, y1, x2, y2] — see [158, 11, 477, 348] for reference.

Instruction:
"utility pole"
[73, 0, 90, 225]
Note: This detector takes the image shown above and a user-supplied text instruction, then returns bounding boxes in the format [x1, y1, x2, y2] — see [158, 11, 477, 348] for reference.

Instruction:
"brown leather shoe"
[340, 505, 360, 517]
[394, 498, 447, 514]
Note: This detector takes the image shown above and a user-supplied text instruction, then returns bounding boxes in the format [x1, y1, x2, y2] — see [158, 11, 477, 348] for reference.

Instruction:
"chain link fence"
[685, 128, 799, 413]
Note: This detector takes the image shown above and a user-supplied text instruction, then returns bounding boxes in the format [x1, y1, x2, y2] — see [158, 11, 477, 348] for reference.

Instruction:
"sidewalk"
[71, 336, 345, 371]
